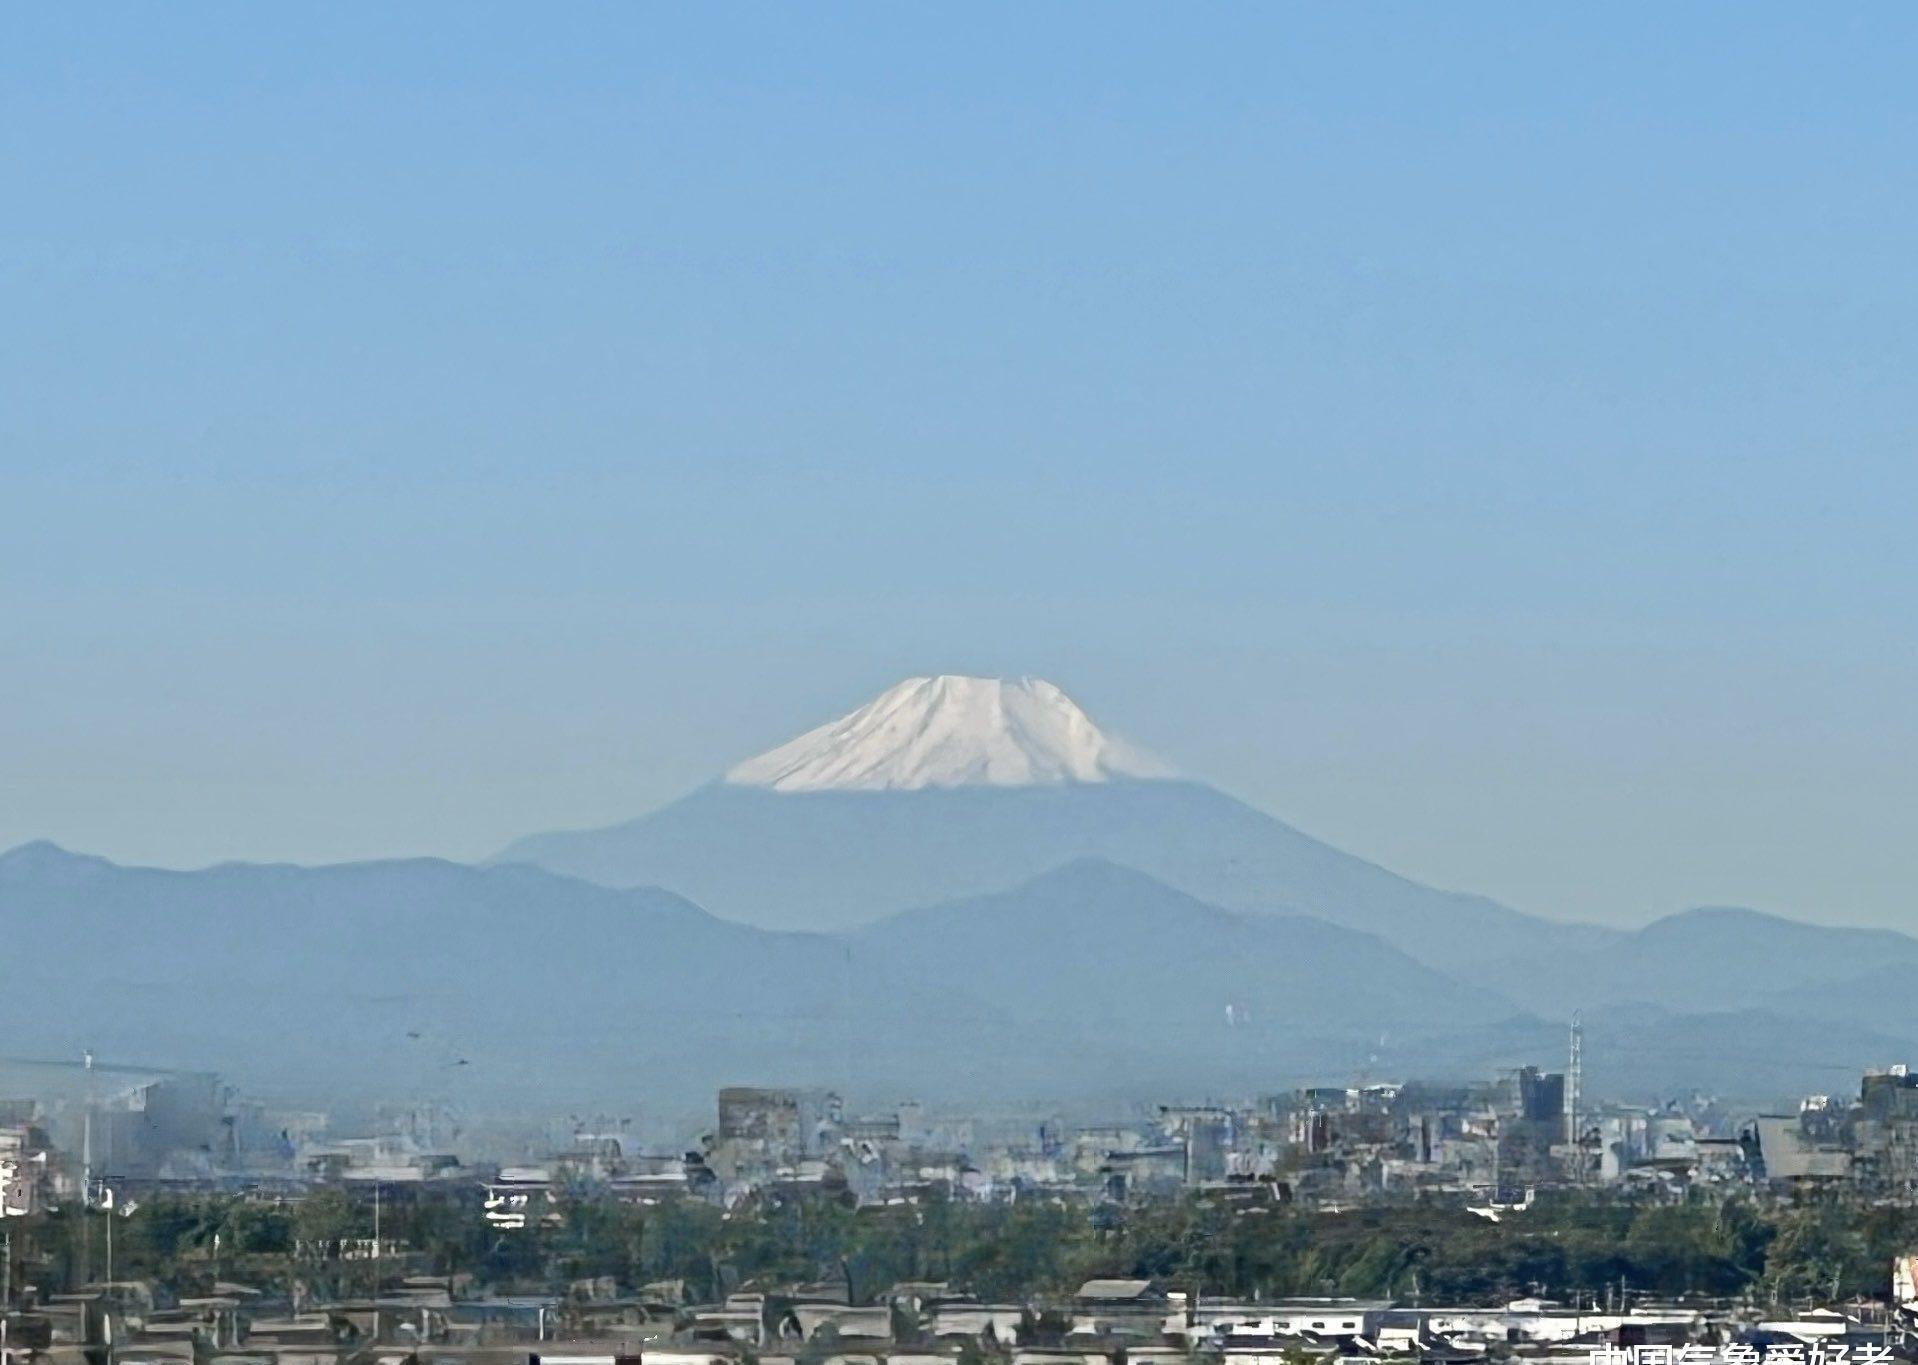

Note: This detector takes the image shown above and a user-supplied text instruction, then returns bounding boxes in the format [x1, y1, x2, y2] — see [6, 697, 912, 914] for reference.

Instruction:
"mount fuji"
[498, 675, 1611, 975]
[4, 674, 1911, 1108]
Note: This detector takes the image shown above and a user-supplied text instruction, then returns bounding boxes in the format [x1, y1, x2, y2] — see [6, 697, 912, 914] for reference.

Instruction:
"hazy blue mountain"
[846, 856, 1526, 1097]
[1493, 904, 1918, 1018]
[1572, 1004, 1916, 1104]
[0, 840, 851, 1108]
[0, 841, 1524, 1109]
[499, 676, 1618, 978]
[497, 779, 1616, 976]
[1746, 962, 1918, 1043]
[7, 838, 1905, 1112]
[1471, 906, 1918, 1101]
[860, 857, 1511, 1031]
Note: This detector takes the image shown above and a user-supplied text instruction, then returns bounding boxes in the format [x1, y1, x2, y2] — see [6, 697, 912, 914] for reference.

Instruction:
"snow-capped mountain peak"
[723, 675, 1172, 793]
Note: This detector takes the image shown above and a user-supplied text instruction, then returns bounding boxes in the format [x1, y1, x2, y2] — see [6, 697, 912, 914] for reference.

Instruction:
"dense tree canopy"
[14, 1187, 1916, 1309]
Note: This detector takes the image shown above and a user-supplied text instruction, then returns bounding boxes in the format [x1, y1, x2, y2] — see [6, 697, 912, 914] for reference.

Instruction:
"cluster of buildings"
[4, 1262, 1914, 1365]
[1752, 1069, 1918, 1201]
[2, 1054, 1918, 1365]
[569, 1066, 1918, 1213]
[459, 1075, 1739, 1217]
[4, 1053, 1918, 1217]
[0, 1056, 236, 1217]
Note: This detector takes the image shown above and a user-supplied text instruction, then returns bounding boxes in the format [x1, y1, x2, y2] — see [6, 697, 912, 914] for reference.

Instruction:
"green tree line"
[13, 1187, 1916, 1309]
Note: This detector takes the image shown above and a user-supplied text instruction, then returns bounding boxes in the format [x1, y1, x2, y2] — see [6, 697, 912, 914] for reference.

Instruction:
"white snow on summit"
[723, 675, 1173, 793]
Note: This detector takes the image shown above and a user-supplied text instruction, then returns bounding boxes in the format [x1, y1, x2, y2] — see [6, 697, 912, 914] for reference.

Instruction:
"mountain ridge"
[0, 841, 1529, 1107]
[496, 674, 1619, 974]
[4, 838, 1911, 1107]
[1492, 901, 1918, 1019]
[495, 778, 1615, 975]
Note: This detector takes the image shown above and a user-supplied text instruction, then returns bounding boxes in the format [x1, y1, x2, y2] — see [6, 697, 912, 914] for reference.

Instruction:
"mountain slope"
[840, 858, 1526, 1104]
[864, 856, 1509, 1027]
[4, 842, 1907, 1108]
[0, 841, 850, 1106]
[499, 674, 1614, 975]
[499, 779, 1613, 975]
[852, 857, 1522, 1093]
[1493, 904, 1918, 1018]
[0, 842, 1524, 1109]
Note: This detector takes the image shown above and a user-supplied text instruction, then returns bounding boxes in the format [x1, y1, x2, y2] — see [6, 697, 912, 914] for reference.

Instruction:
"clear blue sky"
[4, 5, 1914, 931]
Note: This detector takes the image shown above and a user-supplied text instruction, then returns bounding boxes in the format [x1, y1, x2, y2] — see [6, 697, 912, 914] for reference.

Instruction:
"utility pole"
[372, 1180, 382, 1341]
[104, 1192, 114, 1365]
[81, 1051, 95, 1288]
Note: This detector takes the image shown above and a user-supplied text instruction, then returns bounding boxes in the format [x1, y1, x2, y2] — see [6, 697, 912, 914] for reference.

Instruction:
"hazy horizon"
[6, 5, 1916, 934]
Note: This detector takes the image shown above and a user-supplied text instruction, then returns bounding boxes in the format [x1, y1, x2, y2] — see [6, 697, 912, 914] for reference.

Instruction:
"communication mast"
[1566, 1012, 1584, 1183]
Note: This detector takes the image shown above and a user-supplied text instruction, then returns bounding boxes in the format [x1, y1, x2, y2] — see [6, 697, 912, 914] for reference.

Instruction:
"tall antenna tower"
[1566, 1012, 1583, 1183]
